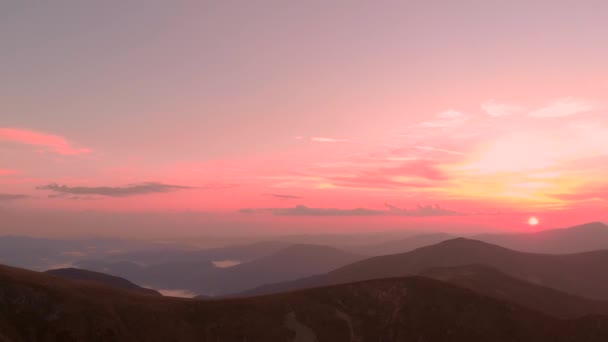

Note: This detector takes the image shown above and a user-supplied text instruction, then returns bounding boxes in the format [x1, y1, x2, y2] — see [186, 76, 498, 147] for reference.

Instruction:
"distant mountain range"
[474, 222, 608, 254]
[4, 221, 608, 301]
[353, 221, 608, 256]
[78, 244, 363, 296]
[351, 232, 455, 255]
[243, 238, 608, 301]
[2, 264, 608, 341]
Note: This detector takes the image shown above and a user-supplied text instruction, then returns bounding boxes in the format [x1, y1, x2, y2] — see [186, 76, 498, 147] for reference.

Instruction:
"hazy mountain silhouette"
[97, 240, 291, 265]
[420, 264, 608, 318]
[194, 244, 364, 295]
[2, 263, 608, 341]
[242, 238, 608, 300]
[79, 244, 362, 296]
[0, 235, 163, 270]
[45, 267, 161, 296]
[352, 232, 455, 255]
[475, 222, 608, 253]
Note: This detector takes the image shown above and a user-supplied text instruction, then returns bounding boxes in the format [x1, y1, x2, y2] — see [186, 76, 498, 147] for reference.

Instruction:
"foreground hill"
[2, 264, 608, 341]
[420, 264, 608, 318]
[45, 268, 161, 296]
[475, 222, 608, 254]
[243, 238, 608, 300]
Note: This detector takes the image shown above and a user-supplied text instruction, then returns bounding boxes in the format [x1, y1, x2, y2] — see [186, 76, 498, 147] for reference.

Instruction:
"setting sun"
[528, 216, 540, 226]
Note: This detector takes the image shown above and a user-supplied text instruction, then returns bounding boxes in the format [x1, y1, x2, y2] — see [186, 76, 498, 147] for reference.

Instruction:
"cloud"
[551, 186, 608, 202]
[327, 175, 432, 190]
[0, 169, 17, 176]
[0, 128, 90, 155]
[481, 100, 523, 117]
[240, 205, 384, 216]
[263, 193, 303, 200]
[414, 145, 464, 155]
[420, 110, 469, 128]
[311, 137, 351, 143]
[529, 98, 597, 118]
[0, 193, 29, 201]
[383, 203, 466, 216]
[323, 159, 447, 190]
[239, 203, 469, 217]
[37, 182, 196, 197]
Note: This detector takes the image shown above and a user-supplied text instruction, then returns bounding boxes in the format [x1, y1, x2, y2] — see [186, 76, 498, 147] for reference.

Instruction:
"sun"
[528, 216, 539, 226]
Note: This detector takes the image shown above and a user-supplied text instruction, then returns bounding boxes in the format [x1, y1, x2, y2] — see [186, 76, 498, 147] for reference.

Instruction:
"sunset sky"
[1, 1, 607, 236]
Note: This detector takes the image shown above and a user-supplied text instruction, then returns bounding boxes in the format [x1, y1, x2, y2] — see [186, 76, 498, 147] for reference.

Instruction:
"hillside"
[2, 264, 608, 341]
[420, 264, 608, 318]
[45, 268, 161, 296]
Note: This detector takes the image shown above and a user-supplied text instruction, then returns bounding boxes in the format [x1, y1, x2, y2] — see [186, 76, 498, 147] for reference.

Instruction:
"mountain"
[45, 268, 161, 296]
[96, 240, 291, 265]
[79, 244, 363, 296]
[352, 232, 455, 255]
[193, 244, 364, 295]
[243, 238, 608, 300]
[420, 264, 608, 318]
[2, 264, 608, 341]
[475, 222, 608, 254]
[0, 235, 163, 270]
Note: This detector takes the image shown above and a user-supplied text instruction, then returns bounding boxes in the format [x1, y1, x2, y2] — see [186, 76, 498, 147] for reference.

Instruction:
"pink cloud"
[0, 169, 17, 176]
[552, 185, 608, 202]
[311, 137, 351, 143]
[529, 97, 597, 118]
[327, 175, 433, 189]
[0, 128, 90, 155]
[414, 145, 464, 155]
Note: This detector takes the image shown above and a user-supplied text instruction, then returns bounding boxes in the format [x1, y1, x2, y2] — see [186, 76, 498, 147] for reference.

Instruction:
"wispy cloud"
[321, 159, 448, 190]
[383, 203, 466, 216]
[414, 145, 464, 155]
[263, 193, 303, 200]
[240, 203, 469, 217]
[0, 193, 29, 201]
[37, 182, 196, 197]
[311, 137, 351, 143]
[529, 97, 597, 118]
[481, 100, 523, 117]
[0, 128, 90, 155]
[326, 175, 432, 190]
[551, 185, 608, 202]
[0, 169, 17, 176]
[420, 110, 469, 128]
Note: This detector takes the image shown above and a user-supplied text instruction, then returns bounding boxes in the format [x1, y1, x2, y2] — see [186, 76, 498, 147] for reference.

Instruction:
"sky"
[1, 1, 608, 236]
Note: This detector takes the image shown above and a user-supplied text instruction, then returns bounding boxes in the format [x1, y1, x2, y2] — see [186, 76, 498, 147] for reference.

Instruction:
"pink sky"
[1, 1, 607, 235]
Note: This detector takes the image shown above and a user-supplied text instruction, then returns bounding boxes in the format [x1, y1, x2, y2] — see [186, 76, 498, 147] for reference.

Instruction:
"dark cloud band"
[37, 182, 195, 197]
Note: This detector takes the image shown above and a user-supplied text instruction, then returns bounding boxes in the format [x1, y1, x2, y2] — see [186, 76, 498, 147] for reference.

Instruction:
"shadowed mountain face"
[2, 264, 608, 342]
[243, 238, 608, 301]
[420, 265, 608, 318]
[475, 222, 608, 254]
[45, 268, 161, 296]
